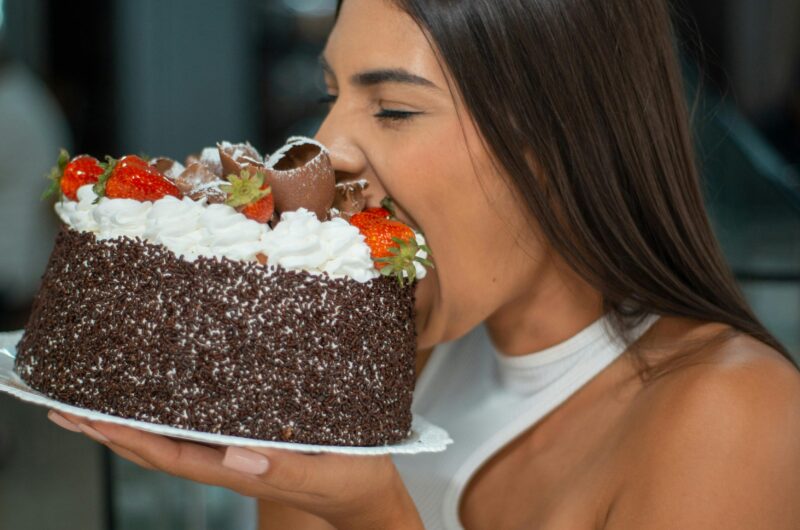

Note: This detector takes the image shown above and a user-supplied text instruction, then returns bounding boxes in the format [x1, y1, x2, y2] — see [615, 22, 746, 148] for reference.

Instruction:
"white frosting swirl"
[54, 185, 388, 282]
[54, 185, 101, 232]
[412, 232, 429, 280]
[92, 197, 151, 241]
[144, 196, 206, 259]
[197, 203, 268, 261]
[263, 209, 378, 282]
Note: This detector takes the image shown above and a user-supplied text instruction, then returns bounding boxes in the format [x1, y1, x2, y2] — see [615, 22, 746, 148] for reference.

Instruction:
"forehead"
[325, 0, 447, 84]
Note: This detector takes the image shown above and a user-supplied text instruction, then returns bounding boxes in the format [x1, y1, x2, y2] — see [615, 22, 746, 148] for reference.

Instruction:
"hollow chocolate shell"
[218, 142, 264, 178]
[266, 138, 336, 220]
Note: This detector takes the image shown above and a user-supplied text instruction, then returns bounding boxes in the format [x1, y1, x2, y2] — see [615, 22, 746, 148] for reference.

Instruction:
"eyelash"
[317, 94, 421, 122]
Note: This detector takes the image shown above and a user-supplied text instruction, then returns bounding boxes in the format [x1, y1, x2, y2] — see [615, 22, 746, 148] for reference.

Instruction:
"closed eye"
[374, 109, 422, 121]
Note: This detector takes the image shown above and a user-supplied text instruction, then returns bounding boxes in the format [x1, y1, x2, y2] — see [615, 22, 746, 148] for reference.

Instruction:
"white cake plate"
[0, 330, 452, 455]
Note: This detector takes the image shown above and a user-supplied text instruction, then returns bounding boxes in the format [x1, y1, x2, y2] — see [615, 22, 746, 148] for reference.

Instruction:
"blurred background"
[0, 0, 797, 528]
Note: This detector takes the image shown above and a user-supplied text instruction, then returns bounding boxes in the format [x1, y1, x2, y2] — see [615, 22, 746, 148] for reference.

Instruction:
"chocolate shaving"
[149, 158, 185, 181]
[176, 163, 227, 204]
[333, 179, 368, 219]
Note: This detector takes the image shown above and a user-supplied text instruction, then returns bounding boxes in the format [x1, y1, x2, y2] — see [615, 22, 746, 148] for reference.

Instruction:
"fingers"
[47, 411, 156, 471]
[105, 442, 157, 471]
[227, 447, 384, 499]
[87, 422, 266, 494]
[57, 410, 91, 425]
[47, 408, 392, 508]
[47, 410, 81, 432]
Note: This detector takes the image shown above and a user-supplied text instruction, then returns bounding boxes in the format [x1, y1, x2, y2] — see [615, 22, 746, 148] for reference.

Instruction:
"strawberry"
[349, 211, 433, 286]
[93, 155, 182, 201]
[362, 206, 392, 219]
[220, 169, 274, 223]
[42, 149, 104, 201]
[362, 196, 396, 219]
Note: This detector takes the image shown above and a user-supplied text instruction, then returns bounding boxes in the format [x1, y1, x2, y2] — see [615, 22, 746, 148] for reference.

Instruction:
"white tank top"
[393, 314, 661, 529]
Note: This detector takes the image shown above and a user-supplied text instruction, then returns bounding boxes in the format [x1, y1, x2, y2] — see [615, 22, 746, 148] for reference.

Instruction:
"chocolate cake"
[13, 138, 433, 446]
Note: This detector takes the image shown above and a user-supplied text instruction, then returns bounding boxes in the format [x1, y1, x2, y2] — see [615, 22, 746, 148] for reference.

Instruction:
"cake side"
[15, 227, 417, 446]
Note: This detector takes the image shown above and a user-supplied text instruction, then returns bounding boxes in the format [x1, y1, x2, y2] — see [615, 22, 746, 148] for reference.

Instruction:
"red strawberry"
[62, 156, 104, 201]
[361, 196, 396, 219]
[349, 211, 433, 285]
[94, 155, 182, 201]
[362, 206, 392, 219]
[241, 192, 274, 223]
[220, 169, 274, 223]
[42, 149, 104, 201]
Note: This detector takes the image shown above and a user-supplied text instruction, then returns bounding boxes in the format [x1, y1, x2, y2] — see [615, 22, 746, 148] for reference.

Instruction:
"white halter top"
[393, 314, 660, 529]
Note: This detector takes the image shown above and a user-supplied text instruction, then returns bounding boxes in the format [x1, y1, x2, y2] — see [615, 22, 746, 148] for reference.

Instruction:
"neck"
[485, 254, 604, 356]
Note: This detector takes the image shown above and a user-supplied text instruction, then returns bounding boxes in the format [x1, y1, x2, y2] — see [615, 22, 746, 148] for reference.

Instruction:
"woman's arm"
[258, 499, 337, 530]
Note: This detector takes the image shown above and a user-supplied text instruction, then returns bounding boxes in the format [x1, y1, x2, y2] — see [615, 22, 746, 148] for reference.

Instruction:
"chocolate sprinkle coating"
[15, 227, 417, 446]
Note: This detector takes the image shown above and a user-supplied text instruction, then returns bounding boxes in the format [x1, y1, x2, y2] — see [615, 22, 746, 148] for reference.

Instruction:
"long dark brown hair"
[336, 0, 796, 378]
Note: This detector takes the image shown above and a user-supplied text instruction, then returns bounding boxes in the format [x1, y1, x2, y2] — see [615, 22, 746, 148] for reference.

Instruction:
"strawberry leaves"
[91, 156, 118, 201]
[41, 148, 70, 201]
[220, 170, 271, 208]
[375, 235, 434, 287]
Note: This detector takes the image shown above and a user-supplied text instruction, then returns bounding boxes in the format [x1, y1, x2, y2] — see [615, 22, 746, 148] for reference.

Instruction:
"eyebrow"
[319, 55, 440, 91]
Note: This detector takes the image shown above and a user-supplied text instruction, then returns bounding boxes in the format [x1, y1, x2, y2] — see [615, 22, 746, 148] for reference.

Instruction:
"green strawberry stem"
[376, 236, 435, 287]
[380, 196, 397, 218]
[220, 170, 271, 208]
[41, 148, 70, 201]
[92, 156, 118, 202]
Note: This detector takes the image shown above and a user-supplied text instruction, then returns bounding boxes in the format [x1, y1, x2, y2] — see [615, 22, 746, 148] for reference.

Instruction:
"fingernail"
[47, 410, 81, 433]
[222, 447, 270, 475]
[78, 424, 110, 444]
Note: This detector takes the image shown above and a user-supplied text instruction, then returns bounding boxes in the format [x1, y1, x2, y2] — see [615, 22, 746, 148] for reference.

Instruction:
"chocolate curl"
[218, 142, 264, 177]
[176, 163, 227, 204]
[184, 146, 224, 178]
[333, 179, 368, 219]
[149, 157, 185, 181]
[266, 139, 335, 220]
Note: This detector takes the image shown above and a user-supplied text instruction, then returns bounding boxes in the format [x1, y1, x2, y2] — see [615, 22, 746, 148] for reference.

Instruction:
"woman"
[48, 0, 800, 528]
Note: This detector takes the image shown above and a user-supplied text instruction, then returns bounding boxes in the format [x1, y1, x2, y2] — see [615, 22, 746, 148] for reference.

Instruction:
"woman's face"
[317, 0, 546, 349]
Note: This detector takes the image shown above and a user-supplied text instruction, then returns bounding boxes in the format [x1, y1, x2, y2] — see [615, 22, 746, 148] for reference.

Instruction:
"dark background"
[0, 0, 797, 528]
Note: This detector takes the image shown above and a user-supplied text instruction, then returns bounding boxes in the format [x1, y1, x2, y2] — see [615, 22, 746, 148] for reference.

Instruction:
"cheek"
[381, 123, 523, 342]
[382, 119, 483, 232]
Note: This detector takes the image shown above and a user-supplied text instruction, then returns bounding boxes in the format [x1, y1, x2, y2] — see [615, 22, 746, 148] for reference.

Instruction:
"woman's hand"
[48, 410, 424, 530]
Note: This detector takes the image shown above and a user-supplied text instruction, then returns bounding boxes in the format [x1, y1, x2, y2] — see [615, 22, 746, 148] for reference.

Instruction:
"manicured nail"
[222, 447, 270, 475]
[47, 410, 82, 433]
[78, 424, 110, 444]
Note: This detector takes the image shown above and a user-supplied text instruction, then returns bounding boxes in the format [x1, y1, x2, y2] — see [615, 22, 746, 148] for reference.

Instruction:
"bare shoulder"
[632, 324, 800, 428]
[605, 322, 800, 529]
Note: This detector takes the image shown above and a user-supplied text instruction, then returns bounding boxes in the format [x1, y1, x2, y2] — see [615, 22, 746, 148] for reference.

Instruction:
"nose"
[314, 111, 367, 181]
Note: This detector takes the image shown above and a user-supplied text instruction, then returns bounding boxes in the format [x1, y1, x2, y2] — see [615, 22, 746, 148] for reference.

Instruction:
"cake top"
[43, 137, 433, 285]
